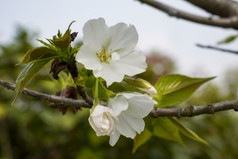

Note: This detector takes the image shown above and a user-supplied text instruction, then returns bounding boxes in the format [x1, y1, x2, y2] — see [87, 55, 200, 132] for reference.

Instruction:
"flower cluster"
[14, 15, 213, 150]
[76, 18, 156, 146]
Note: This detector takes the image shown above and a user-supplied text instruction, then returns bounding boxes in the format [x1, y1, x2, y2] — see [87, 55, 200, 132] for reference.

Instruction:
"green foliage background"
[0, 27, 238, 159]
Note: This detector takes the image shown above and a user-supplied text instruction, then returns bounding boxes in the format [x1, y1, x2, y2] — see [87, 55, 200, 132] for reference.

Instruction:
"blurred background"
[0, 0, 238, 159]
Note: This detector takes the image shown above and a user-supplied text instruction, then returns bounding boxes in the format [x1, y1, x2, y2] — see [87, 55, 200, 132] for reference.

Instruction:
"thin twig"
[150, 100, 238, 118]
[138, 0, 238, 29]
[0, 79, 91, 108]
[196, 44, 238, 55]
[1, 79, 238, 117]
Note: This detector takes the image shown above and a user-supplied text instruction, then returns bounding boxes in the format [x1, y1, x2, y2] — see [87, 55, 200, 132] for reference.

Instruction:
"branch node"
[149, 109, 158, 118]
[177, 108, 182, 118]
[186, 105, 195, 117]
[207, 104, 215, 114]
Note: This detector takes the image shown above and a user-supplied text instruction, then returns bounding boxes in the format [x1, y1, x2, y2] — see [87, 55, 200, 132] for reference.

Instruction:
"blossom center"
[97, 47, 111, 63]
[96, 47, 120, 63]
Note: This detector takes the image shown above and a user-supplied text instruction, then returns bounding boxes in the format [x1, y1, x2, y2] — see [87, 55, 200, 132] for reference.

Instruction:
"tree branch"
[0, 79, 91, 108]
[150, 100, 238, 118]
[1, 79, 238, 118]
[138, 0, 238, 29]
[196, 44, 238, 55]
[185, 0, 238, 18]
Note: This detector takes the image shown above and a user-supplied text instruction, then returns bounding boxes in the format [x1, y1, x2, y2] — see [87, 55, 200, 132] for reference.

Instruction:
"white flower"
[76, 18, 147, 86]
[89, 105, 118, 136]
[108, 93, 155, 146]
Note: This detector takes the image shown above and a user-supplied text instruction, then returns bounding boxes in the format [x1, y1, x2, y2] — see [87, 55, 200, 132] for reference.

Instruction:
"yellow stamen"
[96, 47, 112, 63]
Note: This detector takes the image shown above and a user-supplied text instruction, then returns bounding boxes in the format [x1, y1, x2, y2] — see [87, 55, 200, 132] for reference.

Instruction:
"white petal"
[115, 51, 147, 76]
[109, 95, 128, 116]
[83, 18, 109, 50]
[111, 52, 120, 61]
[88, 115, 101, 136]
[122, 111, 145, 134]
[109, 130, 121, 146]
[119, 92, 142, 99]
[116, 112, 137, 139]
[107, 23, 138, 52]
[121, 93, 154, 118]
[76, 45, 102, 70]
[93, 63, 124, 86]
[88, 105, 117, 136]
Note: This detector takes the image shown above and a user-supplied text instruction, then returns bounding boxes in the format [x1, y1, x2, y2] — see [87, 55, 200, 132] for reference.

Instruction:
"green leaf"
[21, 46, 58, 64]
[36, 39, 55, 49]
[124, 77, 156, 94]
[75, 69, 89, 86]
[152, 117, 184, 145]
[170, 117, 208, 145]
[218, 35, 238, 44]
[57, 29, 62, 38]
[70, 46, 80, 56]
[50, 21, 75, 50]
[132, 128, 152, 154]
[98, 82, 114, 102]
[85, 76, 96, 89]
[13, 59, 51, 103]
[108, 80, 145, 94]
[84, 76, 114, 102]
[110, 77, 156, 95]
[154, 74, 215, 107]
[50, 30, 71, 50]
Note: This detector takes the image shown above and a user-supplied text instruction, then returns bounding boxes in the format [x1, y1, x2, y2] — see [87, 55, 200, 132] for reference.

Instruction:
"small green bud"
[124, 78, 157, 95]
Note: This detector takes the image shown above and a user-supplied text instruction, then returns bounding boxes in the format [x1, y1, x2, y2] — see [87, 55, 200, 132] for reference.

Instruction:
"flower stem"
[94, 78, 100, 105]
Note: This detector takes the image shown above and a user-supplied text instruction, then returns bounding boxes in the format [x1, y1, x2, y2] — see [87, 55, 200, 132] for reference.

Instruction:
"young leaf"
[154, 74, 215, 107]
[170, 117, 208, 145]
[50, 21, 75, 50]
[152, 117, 184, 145]
[50, 29, 71, 50]
[21, 46, 58, 64]
[36, 39, 55, 49]
[13, 59, 51, 103]
[75, 68, 90, 87]
[85, 76, 96, 89]
[98, 82, 114, 102]
[84, 76, 114, 102]
[108, 81, 141, 93]
[124, 77, 157, 95]
[109, 78, 153, 94]
[132, 128, 152, 154]
[57, 29, 62, 38]
[218, 35, 238, 44]
[70, 46, 80, 56]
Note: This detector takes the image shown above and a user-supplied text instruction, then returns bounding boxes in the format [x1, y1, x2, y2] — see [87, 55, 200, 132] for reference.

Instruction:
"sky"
[1, 0, 238, 83]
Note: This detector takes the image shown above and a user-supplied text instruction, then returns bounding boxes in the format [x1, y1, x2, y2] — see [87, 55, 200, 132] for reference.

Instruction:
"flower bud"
[124, 78, 157, 95]
[89, 105, 118, 136]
